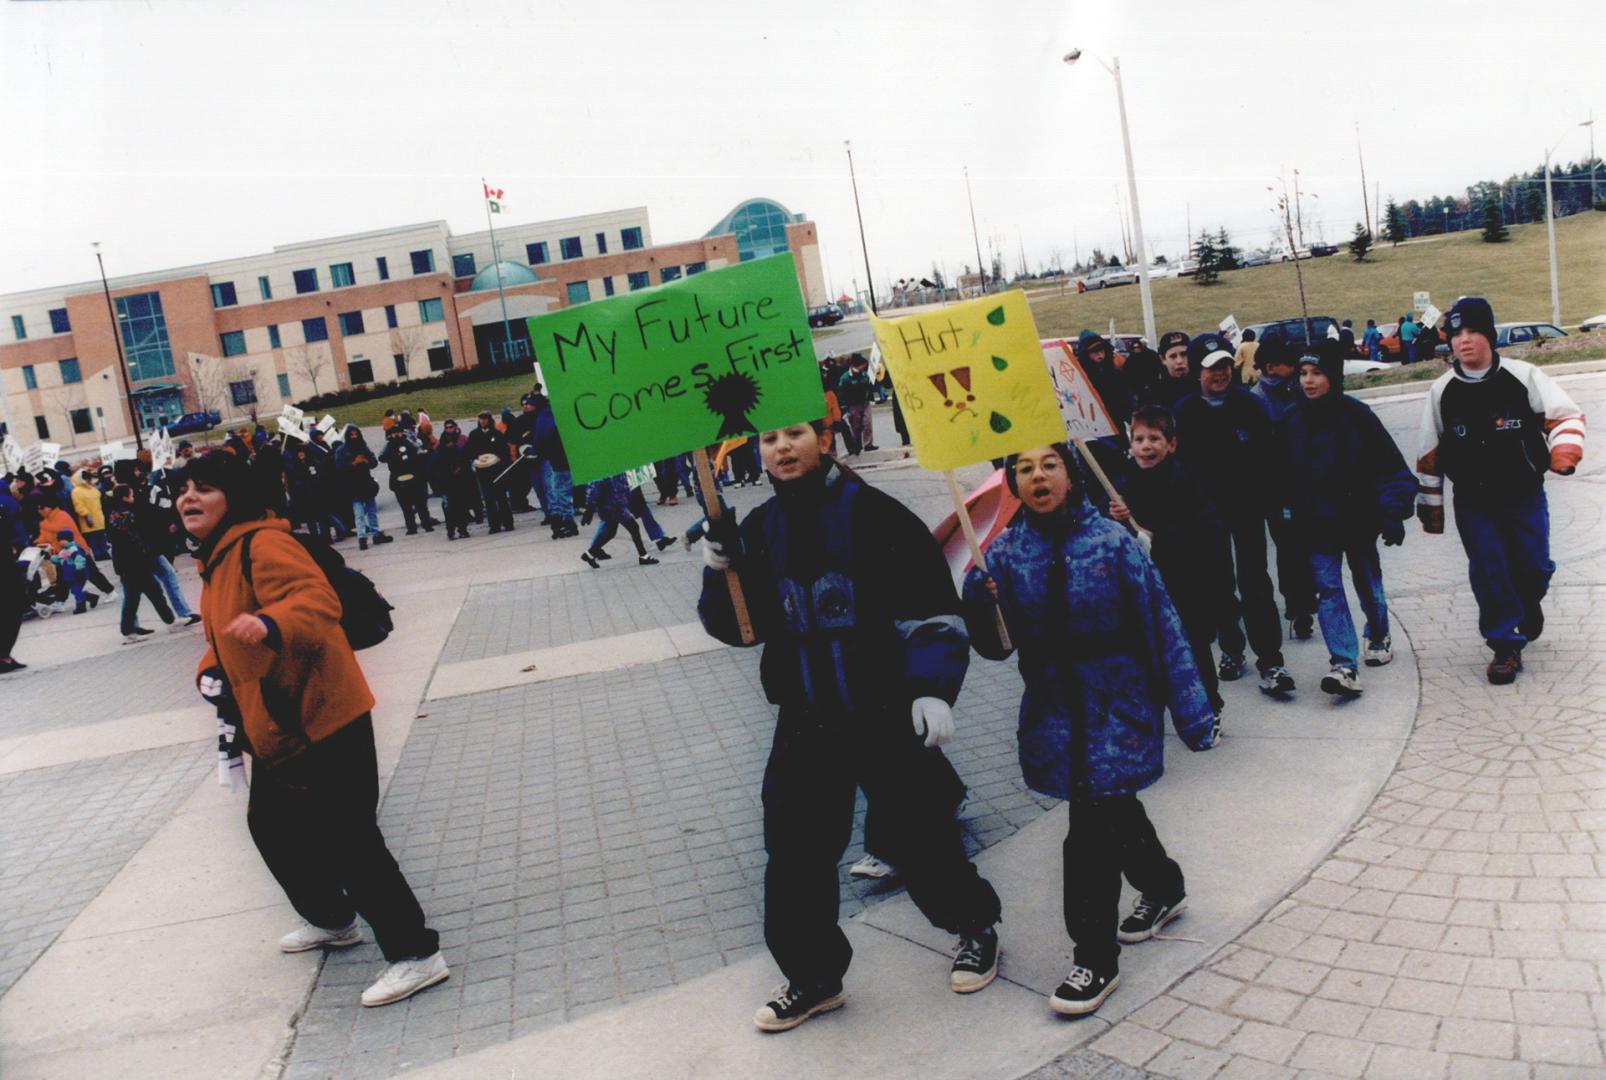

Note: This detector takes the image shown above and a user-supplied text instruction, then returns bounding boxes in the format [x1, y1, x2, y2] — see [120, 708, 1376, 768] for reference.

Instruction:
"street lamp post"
[964, 166, 986, 297]
[844, 141, 878, 316]
[93, 243, 143, 451]
[1543, 147, 1561, 328]
[1064, 49, 1157, 346]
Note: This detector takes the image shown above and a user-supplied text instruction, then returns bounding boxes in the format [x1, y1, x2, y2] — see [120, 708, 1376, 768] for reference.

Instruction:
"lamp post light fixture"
[844, 140, 878, 316]
[1064, 47, 1158, 347]
[92, 242, 143, 451]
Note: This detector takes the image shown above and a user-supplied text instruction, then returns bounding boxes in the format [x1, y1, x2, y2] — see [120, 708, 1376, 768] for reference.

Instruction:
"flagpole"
[482, 177, 515, 365]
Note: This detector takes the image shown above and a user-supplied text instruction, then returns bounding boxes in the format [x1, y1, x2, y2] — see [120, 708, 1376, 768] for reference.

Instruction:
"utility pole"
[1356, 122, 1372, 236]
[481, 179, 514, 364]
[1545, 148, 1561, 327]
[965, 165, 986, 296]
[92, 243, 143, 450]
[845, 141, 877, 315]
[1293, 169, 1307, 250]
[1585, 113, 1597, 206]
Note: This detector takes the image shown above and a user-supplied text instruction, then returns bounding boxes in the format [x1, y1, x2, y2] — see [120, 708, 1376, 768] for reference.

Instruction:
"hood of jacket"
[1077, 329, 1111, 362]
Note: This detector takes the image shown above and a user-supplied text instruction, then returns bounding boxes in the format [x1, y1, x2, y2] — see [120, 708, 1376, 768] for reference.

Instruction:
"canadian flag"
[483, 183, 504, 200]
[483, 182, 504, 214]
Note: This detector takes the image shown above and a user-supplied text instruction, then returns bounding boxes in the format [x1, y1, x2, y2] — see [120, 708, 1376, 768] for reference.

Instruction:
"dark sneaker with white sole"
[753, 980, 845, 1032]
[1217, 653, 1247, 681]
[1320, 665, 1363, 698]
[1050, 964, 1120, 1017]
[1257, 666, 1296, 695]
[1117, 895, 1186, 944]
[1363, 636, 1393, 666]
[949, 926, 1000, 993]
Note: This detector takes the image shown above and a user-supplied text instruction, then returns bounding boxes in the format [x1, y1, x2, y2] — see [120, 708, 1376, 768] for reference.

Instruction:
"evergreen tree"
[1214, 226, 1240, 270]
[1384, 199, 1406, 246]
[1481, 198, 1509, 242]
[1348, 222, 1373, 261]
[1192, 229, 1220, 286]
[1521, 185, 1545, 223]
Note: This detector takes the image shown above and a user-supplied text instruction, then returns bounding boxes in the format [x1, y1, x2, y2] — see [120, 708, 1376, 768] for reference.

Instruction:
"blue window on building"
[59, 358, 81, 384]
[330, 262, 355, 288]
[685, 261, 707, 276]
[302, 317, 328, 343]
[621, 227, 644, 250]
[595, 232, 608, 254]
[385, 304, 398, 329]
[11, 315, 26, 340]
[22, 364, 36, 389]
[220, 331, 247, 356]
[70, 408, 94, 435]
[566, 281, 591, 305]
[276, 373, 290, 397]
[560, 236, 583, 260]
[229, 380, 257, 406]
[211, 282, 237, 308]
[527, 241, 549, 265]
[49, 308, 71, 333]
[660, 266, 682, 283]
[376, 256, 389, 281]
[114, 292, 176, 382]
[627, 271, 650, 291]
[338, 310, 365, 336]
[410, 250, 435, 275]
[418, 298, 443, 323]
[293, 268, 319, 294]
[268, 324, 282, 349]
[602, 276, 615, 297]
[452, 253, 476, 278]
[258, 275, 272, 300]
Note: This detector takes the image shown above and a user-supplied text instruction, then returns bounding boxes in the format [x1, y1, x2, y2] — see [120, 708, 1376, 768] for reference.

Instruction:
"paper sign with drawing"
[1040, 339, 1117, 440]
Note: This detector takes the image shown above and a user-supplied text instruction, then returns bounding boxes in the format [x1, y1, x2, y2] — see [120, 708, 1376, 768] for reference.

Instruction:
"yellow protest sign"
[870, 291, 1064, 472]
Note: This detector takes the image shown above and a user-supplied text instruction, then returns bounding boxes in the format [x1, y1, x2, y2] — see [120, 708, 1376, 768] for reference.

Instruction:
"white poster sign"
[100, 441, 134, 463]
[0, 434, 23, 473]
[317, 414, 338, 436]
[1219, 315, 1243, 347]
[1420, 303, 1443, 330]
[1042, 339, 1118, 441]
[1413, 290, 1431, 312]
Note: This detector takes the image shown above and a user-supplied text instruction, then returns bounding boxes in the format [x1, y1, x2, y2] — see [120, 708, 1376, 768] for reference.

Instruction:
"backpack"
[242, 530, 394, 650]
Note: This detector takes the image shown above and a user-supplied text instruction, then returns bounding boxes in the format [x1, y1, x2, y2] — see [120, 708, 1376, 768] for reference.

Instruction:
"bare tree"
[285, 345, 331, 397]
[189, 352, 231, 419]
[42, 383, 89, 440]
[389, 327, 427, 380]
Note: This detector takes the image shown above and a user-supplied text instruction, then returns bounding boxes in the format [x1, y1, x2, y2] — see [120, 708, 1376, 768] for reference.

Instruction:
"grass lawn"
[334, 370, 541, 430]
[1026, 211, 1606, 341]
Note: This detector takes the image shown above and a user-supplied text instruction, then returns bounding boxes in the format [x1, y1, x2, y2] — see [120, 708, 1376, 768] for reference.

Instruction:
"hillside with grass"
[1027, 210, 1606, 340]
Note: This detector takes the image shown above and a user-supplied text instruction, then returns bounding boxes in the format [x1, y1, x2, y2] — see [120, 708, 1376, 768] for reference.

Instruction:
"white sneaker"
[361, 951, 450, 1007]
[849, 854, 897, 880]
[1364, 636, 1393, 667]
[1320, 665, 1363, 698]
[122, 633, 147, 645]
[279, 919, 362, 953]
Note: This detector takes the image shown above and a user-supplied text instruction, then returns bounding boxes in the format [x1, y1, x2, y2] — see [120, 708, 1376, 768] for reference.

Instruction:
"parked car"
[1239, 251, 1274, 268]
[1344, 358, 1399, 377]
[1578, 313, 1606, 333]
[1309, 243, 1339, 258]
[1081, 265, 1139, 290]
[1495, 322, 1568, 349]
[1243, 316, 1342, 347]
[807, 304, 845, 329]
[165, 410, 220, 435]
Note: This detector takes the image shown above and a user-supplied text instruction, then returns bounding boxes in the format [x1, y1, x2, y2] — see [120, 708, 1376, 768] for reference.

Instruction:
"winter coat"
[105, 501, 157, 576]
[1112, 456, 1233, 632]
[531, 404, 570, 471]
[1280, 390, 1416, 550]
[1147, 372, 1196, 413]
[1076, 330, 1135, 435]
[1173, 388, 1276, 518]
[585, 475, 634, 524]
[1248, 372, 1301, 424]
[836, 368, 872, 407]
[195, 517, 375, 767]
[699, 459, 969, 720]
[71, 472, 107, 533]
[34, 506, 87, 555]
[335, 430, 382, 501]
[465, 424, 511, 470]
[962, 495, 1214, 801]
[428, 442, 476, 499]
[378, 435, 427, 490]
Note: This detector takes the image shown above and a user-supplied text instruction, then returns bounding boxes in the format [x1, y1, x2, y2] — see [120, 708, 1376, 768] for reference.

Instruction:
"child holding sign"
[962, 444, 1217, 1019]
[698, 420, 1002, 1032]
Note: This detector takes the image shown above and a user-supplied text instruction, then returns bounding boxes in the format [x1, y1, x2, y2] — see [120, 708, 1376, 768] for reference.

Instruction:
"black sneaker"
[182, 614, 202, 627]
[134, 627, 156, 637]
[1118, 895, 1187, 943]
[949, 926, 1000, 993]
[594, 548, 613, 560]
[1218, 653, 1247, 682]
[753, 980, 844, 1032]
[580, 550, 601, 569]
[1290, 614, 1315, 640]
[655, 536, 676, 551]
[1049, 964, 1120, 1017]
[1257, 665, 1296, 695]
[638, 555, 660, 566]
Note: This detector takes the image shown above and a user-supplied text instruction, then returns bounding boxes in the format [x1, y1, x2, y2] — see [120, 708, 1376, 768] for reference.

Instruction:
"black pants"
[862, 750, 967, 859]
[1185, 624, 1223, 712]
[1266, 513, 1316, 621]
[1062, 795, 1183, 971]
[761, 708, 1001, 988]
[476, 470, 513, 531]
[119, 568, 174, 635]
[248, 716, 437, 963]
[1216, 512, 1285, 672]
[0, 561, 23, 658]
[591, 516, 646, 557]
[393, 480, 434, 532]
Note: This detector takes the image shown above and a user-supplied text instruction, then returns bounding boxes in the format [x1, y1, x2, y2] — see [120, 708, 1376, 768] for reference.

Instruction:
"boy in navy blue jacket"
[699, 421, 1001, 1032]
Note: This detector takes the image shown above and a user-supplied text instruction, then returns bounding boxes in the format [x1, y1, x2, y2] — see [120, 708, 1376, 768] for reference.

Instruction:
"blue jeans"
[1310, 542, 1389, 669]
[352, 498, 380, 539]
[541, 461, 574, 521]
[1453, 488, 1553, 647]
[152, 554, 194, 619]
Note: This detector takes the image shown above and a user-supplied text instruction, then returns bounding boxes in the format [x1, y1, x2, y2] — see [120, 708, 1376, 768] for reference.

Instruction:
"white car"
[1578, 313, 1606, 333]
[1344, 358, 1399, 377]
[1082, 266, 1138, 289]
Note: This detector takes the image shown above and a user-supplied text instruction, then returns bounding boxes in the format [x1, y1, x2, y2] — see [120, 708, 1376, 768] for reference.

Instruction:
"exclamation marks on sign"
[928, 368, 976, 409]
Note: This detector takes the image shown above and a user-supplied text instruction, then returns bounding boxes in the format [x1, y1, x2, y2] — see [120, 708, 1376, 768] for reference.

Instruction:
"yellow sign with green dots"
[870, 291, 1065, 472]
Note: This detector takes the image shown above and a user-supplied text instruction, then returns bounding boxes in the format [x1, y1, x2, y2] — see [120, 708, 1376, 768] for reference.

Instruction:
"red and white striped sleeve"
[1521, 363, 1585, 474]
[1414, 376, 1449, 509]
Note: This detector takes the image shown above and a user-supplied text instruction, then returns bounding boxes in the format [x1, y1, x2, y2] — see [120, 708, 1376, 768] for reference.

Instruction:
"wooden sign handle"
[1070, 437, 1151, 542]
[945, 470, 1012, 652]
[693, 447, 755, 645]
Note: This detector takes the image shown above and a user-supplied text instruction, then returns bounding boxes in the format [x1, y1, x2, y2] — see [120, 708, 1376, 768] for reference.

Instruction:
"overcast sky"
[1, 0, 1599, 299]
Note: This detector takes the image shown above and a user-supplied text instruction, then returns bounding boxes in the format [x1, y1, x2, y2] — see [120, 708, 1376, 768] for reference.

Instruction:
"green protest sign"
[527, 254, 825, 483]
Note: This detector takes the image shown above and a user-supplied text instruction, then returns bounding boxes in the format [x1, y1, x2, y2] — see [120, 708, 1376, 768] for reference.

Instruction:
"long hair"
[173, 449, 271, 531]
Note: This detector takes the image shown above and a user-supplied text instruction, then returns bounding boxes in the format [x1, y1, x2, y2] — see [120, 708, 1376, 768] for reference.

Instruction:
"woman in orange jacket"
[177, 450, 447, 1008]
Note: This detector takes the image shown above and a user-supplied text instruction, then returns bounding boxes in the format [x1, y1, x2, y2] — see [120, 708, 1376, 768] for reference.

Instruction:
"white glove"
[911, 697, 955, 748]
[702, 537, 731, 570]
